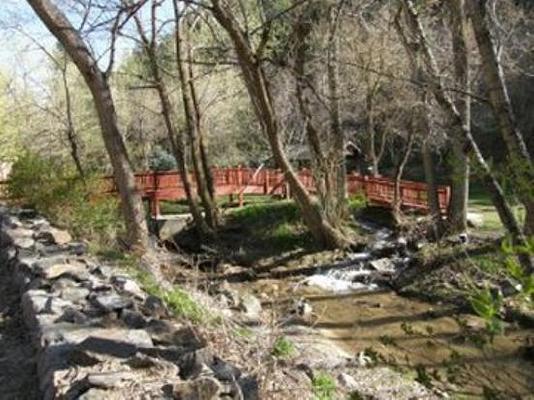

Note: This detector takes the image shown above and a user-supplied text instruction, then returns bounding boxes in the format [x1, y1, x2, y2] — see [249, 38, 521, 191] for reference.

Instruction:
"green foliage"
[163, 287, 208, 324]
[272, 336, 295, 359]
[7, 152, 123, 246]
[230, 201, 314, 251]
[469, 288, 504, 342]
[148, 145, 177, 171]
[348, 192, 367, 211]
[501, 236, 534, 302]
[312, 372, 336, 400]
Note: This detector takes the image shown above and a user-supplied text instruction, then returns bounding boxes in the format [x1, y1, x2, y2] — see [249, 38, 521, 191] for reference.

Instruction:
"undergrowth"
[7, 152, 123, 248]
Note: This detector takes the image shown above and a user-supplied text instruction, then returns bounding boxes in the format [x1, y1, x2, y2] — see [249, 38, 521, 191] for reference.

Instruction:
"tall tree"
[131, 0, 212, 237]
[468, 0, 534, 235]
[447, 0, 470, 233]
[209, 0, 350, 248]
[399, 0, 532, 272]
[26, 0, 149, 250]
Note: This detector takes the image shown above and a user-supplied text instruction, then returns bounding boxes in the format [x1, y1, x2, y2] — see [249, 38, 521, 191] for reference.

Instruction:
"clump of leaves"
[272, 336, 296, 359]
[163, 287, 208, 324]
[469, 287, 504, 343]
[312, 372, 336, 400]
[501, 237, 534, 302]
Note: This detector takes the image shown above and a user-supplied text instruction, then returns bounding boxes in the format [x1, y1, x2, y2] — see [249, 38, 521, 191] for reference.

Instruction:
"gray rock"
[178, 348, 215, 379]
[22, 289, 75, 317]
[60, 286, 90, 304]
[368, 258, 395, 273]
[35, 227, 72, 245]
[337, 372, 358, 389]
[13, 237, 36, 249]
[111, 275, 146, 300]
[120, 309, 147, 329]
[86, 371, 137, 389]
[55, 307, 89, 325]
[238, 376, 259, 400]
[34, 257, 90, 281]
[142, 295, 169, 318]
[239, 294, 262, 319]
[91, 293, 133, 312]
[172, 376, 221, 400]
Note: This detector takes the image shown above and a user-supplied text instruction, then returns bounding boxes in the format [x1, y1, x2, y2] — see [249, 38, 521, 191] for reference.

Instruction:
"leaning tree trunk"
[468, 0, 534, 235]
[26, 0, 149, 250]
[210, 0, 349, 248]
[401, 0, 532, 273]
[447, 0, 470, 233]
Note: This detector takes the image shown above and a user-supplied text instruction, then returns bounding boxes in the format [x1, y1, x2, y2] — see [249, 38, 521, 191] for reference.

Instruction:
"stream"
[236, 224, 534, 398]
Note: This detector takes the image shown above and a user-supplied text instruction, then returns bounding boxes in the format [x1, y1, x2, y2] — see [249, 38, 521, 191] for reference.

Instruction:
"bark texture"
[447, 0, 470, 233]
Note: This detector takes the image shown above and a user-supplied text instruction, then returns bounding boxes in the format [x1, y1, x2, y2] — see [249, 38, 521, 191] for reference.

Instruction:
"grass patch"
[163, 287, 207, 324]
[312, 372, 337, 400]
[227, 200, 315, 254]
[468, 183, 524, 234]
[272, 336, 296, 359]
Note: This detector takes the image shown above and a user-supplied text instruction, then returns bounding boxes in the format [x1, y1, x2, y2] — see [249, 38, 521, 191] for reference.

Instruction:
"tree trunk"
[327, 6, 347, 222]
[468, 0, 534, 235]
[61, 63, 85, 179]
[132, 6, 210, 238]
[401, 0, 532, 273]
[27, 0, 149, 250]
[393, 132, 415, 226]
[210, 0, 349, 248]
[447, 0, 470, 233]
[183, 30, 219, 228]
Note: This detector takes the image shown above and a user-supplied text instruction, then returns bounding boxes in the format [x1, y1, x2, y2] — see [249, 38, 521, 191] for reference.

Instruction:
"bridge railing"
[1, 167, 451, 217]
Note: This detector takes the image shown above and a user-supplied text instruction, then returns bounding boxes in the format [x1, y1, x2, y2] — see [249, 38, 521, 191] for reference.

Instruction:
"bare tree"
[174, 4, 219, 230]
[208, 0, 350, 248]
[26, 0, 149, 250]
[447, 0, 470, 233]
[399, 0, 532, 272]
[130, 0, 213, 237]
[468, 0, 534, 235]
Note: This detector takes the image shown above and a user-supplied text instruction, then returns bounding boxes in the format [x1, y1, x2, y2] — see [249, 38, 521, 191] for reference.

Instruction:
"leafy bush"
[7, 152, 123, 246]
[148, 145, 176, 171]
[272, 336, 295, 359]
[348, 191, 367, 211]
[312, 372, 336, 400]
[163, 287, 208, 324]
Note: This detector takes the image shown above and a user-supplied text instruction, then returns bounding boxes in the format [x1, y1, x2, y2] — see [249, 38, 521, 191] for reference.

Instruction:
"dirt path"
[0, 264, 39, 399]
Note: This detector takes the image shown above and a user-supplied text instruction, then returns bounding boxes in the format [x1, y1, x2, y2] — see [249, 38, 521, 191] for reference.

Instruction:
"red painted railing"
[106, 168, 450, 217]
[1, 168, 451, 218]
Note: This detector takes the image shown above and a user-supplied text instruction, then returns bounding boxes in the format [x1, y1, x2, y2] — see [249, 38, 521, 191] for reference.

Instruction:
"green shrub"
[163, 287, 208, 324]
[272, 336, 296, 359]
[348, 191, 367, 211]
[312, 372, 336, 400]
[7, 152, 123, 247]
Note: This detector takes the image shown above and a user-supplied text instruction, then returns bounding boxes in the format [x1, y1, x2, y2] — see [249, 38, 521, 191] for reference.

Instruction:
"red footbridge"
[102, 167, 450, 217]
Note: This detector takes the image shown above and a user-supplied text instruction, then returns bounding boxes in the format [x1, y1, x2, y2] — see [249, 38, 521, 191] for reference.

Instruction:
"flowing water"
[244, 226, 534, 398]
